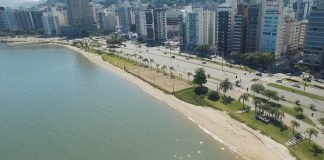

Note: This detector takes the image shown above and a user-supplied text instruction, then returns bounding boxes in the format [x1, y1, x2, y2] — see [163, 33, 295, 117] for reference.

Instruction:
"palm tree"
[239, 93, 250, 109]
[290, 120, 300, 135]
[149, 59, 155, 70]
[169, 66, 175, 78]
[305, 128, 319, 144]
[161, 65, 167, 75]
[187, 72, 193, 81]
[263, 89, 279, 101]
[156, 63, 160, 73]
[220, 78, 233, 95]
[253, 97, 262, 114]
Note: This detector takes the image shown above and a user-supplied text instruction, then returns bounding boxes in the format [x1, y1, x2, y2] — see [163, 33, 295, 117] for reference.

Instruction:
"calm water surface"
[0, 44, 239, 160]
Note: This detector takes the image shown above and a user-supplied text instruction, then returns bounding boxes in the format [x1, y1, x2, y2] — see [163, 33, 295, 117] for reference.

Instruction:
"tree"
[305, 128, 319, 144]
[192, 68, 207, 87]
[294, 106, 304, 115]
[161, 65, 167, 75]
[253, 97, 262, 113]
[250, 83, 265, 95]
[310, 104, 316, 111]
[169, 66, 175, 78]
[220, 78, 233, 95]
[187, 72, 193, 81]
[239, 93, 250, 109]
[156, 63, 160, 73]
[149, 58, 155, 70]
[263, 89, 279, 101]
[290, 120, 300, 135]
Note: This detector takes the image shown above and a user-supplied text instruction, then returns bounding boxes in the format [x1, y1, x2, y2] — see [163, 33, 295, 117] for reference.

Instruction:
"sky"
[0, 0, 40, 8]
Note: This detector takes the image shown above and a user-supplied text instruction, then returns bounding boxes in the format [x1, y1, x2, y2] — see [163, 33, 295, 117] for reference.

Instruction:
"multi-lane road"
[113, 41, 324, 123]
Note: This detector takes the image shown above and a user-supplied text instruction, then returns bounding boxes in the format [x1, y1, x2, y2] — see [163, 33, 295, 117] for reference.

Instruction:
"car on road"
[292, 83, 301, 88]
[171, 56, 175, 59]
[276, 80, 283, 83]
[256, 72, 262, 76]
[202, 61, 206, 64]
[186, 57, 190, 60]
[164, 52, 167, 55]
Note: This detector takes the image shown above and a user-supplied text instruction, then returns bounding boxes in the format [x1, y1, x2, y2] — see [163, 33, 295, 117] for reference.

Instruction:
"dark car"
[256, 73, 262, 76]
[276, 80, 283, 83]
[171, 56, 175, 59]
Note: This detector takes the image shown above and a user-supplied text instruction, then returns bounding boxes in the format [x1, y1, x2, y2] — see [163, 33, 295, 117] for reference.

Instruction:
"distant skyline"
[0, 0, 40, 8]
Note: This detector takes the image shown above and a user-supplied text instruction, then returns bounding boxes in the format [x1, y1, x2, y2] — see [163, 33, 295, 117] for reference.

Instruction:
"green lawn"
[289, 141, 324, 160]
[280, 106, 316, 126]
[101, 54, 138, 68]
[173, 87, 323, 160]
[268, 83, 324, 101]
[174, 87, 292, 143]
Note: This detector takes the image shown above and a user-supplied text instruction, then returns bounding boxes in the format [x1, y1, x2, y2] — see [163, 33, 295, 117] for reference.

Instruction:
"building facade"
[66, 0, 92, 27]
[303, 2, 324, 68]
[258, 0, 284, 58]
[245, 4, 260, 52]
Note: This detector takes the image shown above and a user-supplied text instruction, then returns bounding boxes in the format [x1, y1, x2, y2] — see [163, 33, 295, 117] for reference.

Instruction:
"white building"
[42, 12, 60, 35]
[42, 8, 67, 35]
[184, 8, 217, 49]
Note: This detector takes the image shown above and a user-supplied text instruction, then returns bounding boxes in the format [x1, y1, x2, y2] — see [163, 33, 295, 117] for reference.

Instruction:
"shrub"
[208, 91, 220, 101]
[295, 100, 301, 105]
[319, 118, 324, 126]
[296, 114, 305, 120]
[222, 96, 234, 105]
[194, 86, 208, 95]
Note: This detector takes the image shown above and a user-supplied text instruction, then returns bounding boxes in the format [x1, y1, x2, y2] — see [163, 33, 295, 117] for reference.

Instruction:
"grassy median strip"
[280, 106, 316, 126]
[174, 87, 323, 160]
[268, 83, 324, 101]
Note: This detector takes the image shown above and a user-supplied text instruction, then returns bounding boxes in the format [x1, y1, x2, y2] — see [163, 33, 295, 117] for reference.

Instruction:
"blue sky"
[0, 0, 40, 8]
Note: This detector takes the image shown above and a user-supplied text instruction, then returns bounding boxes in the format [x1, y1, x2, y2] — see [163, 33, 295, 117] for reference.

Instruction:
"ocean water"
[0, 44, 239, 160]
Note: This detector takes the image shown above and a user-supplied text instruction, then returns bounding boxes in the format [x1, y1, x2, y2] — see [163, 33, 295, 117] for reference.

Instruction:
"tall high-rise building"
[116, 6, 131, 34]
[303, 1, 324, 68]
[153, 8, 167, 42]
[298, 19, 308, 49]
[97, 8, 116, 32]
[231, 3, 248, 53]
[258, 0, 284, 58]
[28, 11, 44, 31]
[42, 12, 61, 35]
[217, 3, 234, 56]
[282, 13, 301, 55]
[14, 10, 34, 31]
[135, 7, 147, 40]
[0, 7, 18, 31]
[144, 9, 154, 41]
[166, 9, 182, 40]
[293, 0, 312, 21]
[143, 8, 167, 43]
[246, 3, 260, 52]
[183, 8, 217, 49]
[66, 0, 92, 27]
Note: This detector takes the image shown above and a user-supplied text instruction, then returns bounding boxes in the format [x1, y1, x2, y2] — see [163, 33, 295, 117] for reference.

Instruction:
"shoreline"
[2, 40, 295, 160]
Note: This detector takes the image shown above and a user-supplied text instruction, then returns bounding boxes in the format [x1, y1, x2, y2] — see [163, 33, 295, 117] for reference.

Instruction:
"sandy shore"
[61, 45, 295, 160]
[1, 39, 295, 160]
